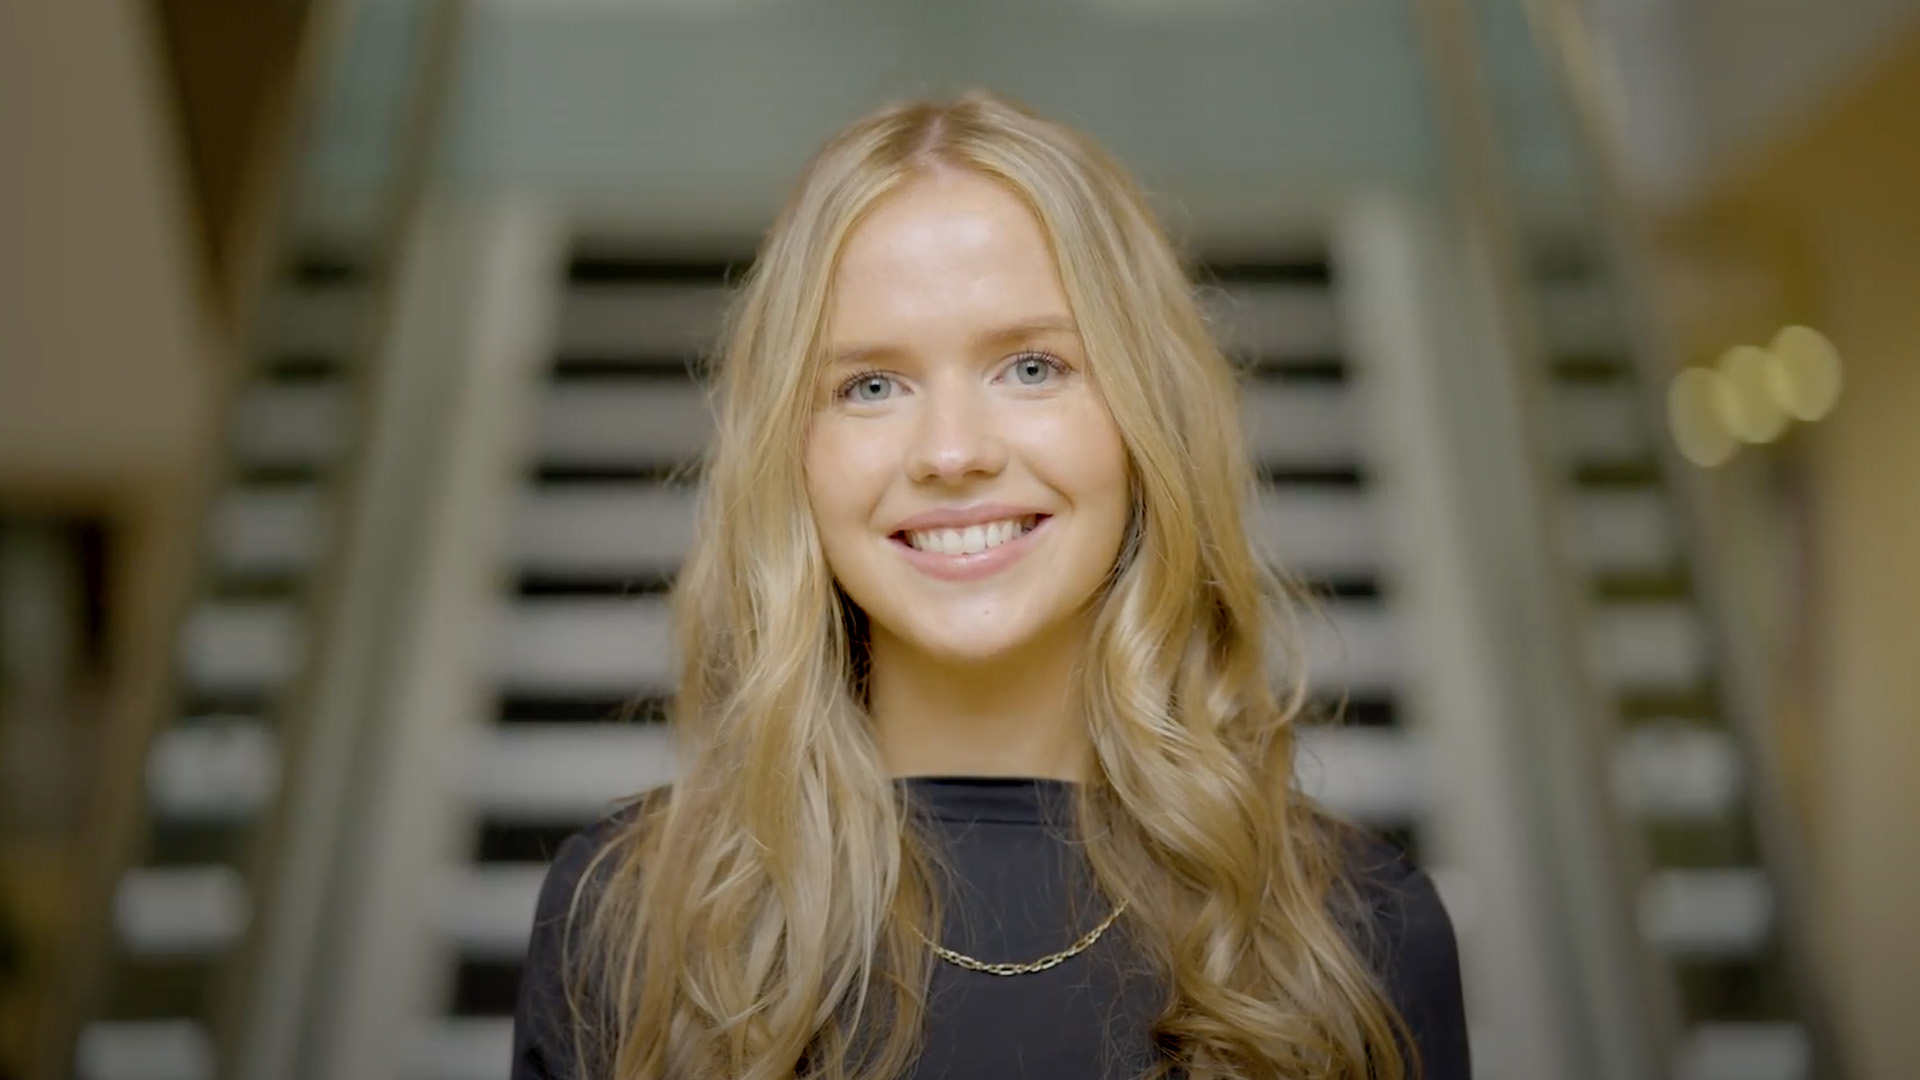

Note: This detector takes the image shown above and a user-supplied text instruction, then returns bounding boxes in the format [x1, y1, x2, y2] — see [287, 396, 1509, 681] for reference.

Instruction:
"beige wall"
[0, 6, 216, 1075]
[0, 0, 211, 511]
[1657, 29, 1920, 1080]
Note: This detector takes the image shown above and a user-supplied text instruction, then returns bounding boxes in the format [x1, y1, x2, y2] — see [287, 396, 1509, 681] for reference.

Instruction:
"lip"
[890, 503, 1052, 533]
[890, 513, 1052, 583]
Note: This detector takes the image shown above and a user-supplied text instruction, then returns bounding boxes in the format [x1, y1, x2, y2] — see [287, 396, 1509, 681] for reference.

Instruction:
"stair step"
[1294, 727, 1430, 823]
[1554, 383, 1653, 463]
[1613, 724, 1741, 821]
[230, 383, 350, 467]
[1588, 604, 1708, 694]
[408, 1017, 514, 1080]
[75, 1020, 213, 1080]
[257, 280, 367, 361]
[1565, 489, 1677, 573]
[113, 867, 249, 957]
[145, 723, 280, 823]
[1640, 869, 1773, 957]
[210, 487, 329, 577]
[434, 865, 548, 959]
[1538, 278, 1630, 357]
[466, 723, 675, 821]
[535, 382, 712, 467]
[1676, 1022, 1809, 1080]
[178, 602, 304, 694]
[555, 280, 731, 359]
[1199, 280, 1342, 361]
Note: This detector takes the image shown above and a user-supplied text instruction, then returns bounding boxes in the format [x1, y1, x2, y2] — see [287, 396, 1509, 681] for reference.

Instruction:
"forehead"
[827, 172, 1074, 340]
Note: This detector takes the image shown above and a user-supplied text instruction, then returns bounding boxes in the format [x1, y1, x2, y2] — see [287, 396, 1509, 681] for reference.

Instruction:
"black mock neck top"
[510, 776, 1470, 1079]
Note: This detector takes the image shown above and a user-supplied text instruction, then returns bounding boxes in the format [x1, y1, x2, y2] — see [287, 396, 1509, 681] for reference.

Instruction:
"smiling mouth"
[892, 514, 1048, 556]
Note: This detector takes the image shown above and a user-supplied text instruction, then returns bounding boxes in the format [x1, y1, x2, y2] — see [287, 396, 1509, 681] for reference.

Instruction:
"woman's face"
[804, 170, 1131, 669]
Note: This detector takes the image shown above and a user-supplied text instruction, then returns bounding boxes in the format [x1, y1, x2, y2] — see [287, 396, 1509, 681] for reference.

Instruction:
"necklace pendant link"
[919, 898, 1128, 976]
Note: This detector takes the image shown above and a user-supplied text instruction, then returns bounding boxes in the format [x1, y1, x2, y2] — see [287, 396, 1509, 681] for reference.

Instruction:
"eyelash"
[834, 351, 1070, 401]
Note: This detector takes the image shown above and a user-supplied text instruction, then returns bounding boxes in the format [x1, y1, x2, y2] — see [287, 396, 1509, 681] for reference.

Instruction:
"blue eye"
[839, 372, 895, 402]
[1008, 352, 1065, 386]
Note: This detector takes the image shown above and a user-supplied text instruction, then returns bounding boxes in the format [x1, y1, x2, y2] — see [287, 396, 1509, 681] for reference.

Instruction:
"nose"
[905, 381, 1007, 485]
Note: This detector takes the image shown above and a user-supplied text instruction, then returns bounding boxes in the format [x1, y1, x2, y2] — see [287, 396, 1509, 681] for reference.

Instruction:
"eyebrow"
[829, 315, 1081, 367]
[979, 315, 1079, 349]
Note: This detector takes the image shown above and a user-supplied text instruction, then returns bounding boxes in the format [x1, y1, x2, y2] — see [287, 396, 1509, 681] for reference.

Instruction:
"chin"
[896, 625, 1036, 668]
[869, 604, 1065, 669]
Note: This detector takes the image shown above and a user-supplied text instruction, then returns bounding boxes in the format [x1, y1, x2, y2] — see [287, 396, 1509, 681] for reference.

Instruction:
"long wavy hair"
[567, 91, 1413, 1080]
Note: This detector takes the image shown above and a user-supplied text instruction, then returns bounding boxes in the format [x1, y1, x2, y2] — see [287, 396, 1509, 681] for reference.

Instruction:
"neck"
[866, 625, 1094, 783]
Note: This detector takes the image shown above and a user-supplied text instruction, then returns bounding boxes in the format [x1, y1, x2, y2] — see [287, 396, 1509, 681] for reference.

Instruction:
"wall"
[1588, 0, 1920, 208]
[0, 0, 211, 509]
[0, 6, 214, 1073]
[1657, 28, 1920, 1080]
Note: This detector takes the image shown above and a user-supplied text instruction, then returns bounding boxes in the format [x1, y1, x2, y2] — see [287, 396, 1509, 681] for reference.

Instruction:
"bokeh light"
[1669, 366, 1739, 467]
[1712, 344, 1791, 444]
[1767, 325, 1844, 421]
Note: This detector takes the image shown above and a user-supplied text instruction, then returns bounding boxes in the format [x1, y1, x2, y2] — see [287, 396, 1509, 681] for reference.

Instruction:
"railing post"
[1514, 3, 1853, 1076]
[1396, 0, 1689, 1075]
[220, 4, 468, 1078]
[1334, 188, 1598, 1080]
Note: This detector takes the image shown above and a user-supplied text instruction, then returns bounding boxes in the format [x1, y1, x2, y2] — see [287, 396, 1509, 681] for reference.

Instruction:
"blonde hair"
[569, 91, 1413, 1080]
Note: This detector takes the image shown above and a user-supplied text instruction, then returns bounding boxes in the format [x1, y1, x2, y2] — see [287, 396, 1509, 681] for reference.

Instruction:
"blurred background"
[1, 1, 1915, 1079]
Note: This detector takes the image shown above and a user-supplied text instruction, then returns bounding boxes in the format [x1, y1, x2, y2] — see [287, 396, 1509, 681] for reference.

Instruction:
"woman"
[512, 91, 1469, 1080]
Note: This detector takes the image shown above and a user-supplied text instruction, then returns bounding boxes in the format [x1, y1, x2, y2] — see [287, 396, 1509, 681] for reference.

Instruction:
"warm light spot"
[1767, 325, 1843, 421]
[1669, 367, 1738, 468]
[1712, 345, 1789, 444]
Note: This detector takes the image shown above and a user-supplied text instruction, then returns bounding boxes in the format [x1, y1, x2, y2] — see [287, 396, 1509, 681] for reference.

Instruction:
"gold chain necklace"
[915, 899, 1129, 976]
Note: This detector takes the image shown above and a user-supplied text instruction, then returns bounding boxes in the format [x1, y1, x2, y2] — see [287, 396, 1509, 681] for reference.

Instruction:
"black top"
[511, 776, 1470, 1080]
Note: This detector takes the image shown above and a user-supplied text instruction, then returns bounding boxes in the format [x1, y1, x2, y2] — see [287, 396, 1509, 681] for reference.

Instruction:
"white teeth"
[905, 516, 1036, 556]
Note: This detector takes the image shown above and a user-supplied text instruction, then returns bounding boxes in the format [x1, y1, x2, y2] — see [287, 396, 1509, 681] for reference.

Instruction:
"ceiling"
[296, 0, 1457, 246]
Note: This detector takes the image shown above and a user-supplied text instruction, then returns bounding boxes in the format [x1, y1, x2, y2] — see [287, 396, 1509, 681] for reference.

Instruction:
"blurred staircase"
[1532, 249, 1820, 1080]
[68, 234, 1842, 1080]
[56, 2, 1844, 1072]
[74, 253, 370, 1080]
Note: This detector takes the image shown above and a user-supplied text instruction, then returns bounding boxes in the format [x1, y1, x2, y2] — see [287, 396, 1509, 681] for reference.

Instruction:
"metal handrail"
[217, 3, 468, 1078]
[1407, 2, 1686, 1078]
[1515, 2, 1851, 1075]
[36, 2, 465, 1079]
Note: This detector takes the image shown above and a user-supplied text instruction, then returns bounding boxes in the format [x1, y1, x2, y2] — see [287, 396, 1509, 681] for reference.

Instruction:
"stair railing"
[39, 3, 466, 1079]
[214, 3, 469, 1079]
[1510, 2, 1850, 1075]
[1406, 2, 1688, 1078]
[37, 1, 376, 1077]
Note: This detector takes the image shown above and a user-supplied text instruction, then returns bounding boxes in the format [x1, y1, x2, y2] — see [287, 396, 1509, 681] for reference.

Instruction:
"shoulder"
[1329, 826, 1473, 1079]
[521, 784, 672, 1001]
[513, 786, 670, 1079]
[534, 784, 670, 923]
[1335, 830, 1456, 966]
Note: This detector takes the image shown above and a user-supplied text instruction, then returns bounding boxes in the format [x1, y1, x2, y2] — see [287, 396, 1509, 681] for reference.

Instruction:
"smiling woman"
[511, 92, 1468, 1080]
[808, 170, 1132, 779]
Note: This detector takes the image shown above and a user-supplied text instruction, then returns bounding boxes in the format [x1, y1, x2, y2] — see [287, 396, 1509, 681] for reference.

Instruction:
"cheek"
[800, 428, 847, 544]
[804, 423, 888, 536]
[1059, 400, 1131, 505]
[1020, 399, 1131, 541]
